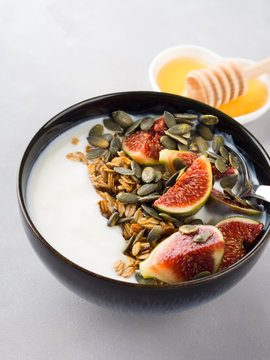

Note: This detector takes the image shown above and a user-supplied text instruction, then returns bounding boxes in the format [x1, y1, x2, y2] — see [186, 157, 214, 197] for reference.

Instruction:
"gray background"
[1, 0, 270, 359]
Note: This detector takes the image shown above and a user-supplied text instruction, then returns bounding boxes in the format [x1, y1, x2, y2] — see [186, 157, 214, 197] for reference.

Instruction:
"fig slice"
[159, 149, 198, 174]
[210, 188, 262, 215]
[211, 163, 238, 180]
[122, 115, 167, 165]
[139, 225, 225, 283]
[154, 155, 212, 217]
[216, 216, 263, 270]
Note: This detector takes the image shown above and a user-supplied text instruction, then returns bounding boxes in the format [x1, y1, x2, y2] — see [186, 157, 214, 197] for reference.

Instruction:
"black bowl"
[17, 91, 270, 313]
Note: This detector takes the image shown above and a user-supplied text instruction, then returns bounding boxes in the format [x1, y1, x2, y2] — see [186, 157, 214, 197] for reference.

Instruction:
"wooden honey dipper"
[185, 58, 270, 107]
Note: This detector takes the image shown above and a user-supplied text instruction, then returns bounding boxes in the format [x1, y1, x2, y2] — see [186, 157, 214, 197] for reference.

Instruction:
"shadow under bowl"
[17, 91, 270, 313]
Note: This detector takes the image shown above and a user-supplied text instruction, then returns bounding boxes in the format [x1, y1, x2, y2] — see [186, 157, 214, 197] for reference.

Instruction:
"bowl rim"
[17, 91, 270, 289]
[148, 44, 270, 125]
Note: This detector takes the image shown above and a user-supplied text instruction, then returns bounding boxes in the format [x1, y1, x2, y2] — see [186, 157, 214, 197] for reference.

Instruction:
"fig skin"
[159, 149, 197, 174]
[154, 156, 213, 217]
[139, 225, 225, 284]
[216, 216, 263, 270]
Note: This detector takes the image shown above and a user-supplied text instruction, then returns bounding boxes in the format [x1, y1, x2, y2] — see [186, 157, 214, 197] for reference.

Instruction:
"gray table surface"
[1, 1, 270, 359]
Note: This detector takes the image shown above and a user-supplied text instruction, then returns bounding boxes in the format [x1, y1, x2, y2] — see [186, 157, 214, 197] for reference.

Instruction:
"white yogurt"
[27, 119, 137, 283]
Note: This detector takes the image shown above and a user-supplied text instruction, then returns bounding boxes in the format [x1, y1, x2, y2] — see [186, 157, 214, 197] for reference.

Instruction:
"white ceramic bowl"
[149, 45, 270, 125]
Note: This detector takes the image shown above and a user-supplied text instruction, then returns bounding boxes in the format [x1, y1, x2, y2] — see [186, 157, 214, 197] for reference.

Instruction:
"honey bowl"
[149, 45, 270, 124]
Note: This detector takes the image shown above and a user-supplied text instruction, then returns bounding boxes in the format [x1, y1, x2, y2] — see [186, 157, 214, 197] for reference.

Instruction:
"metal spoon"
[226, 145, 270, 203]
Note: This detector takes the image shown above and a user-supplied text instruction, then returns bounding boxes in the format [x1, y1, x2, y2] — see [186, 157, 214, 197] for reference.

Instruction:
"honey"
[157, 57, 268, 118]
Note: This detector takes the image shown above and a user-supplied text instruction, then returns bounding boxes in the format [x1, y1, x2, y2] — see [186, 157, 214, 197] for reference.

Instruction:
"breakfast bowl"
[17, 91, 270, 313]
[149, 45, 270, 125]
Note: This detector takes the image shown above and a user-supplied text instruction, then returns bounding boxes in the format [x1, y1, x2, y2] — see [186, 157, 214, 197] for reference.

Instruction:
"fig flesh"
[139, 225, 225, 283]
[159, 149, 198, 174]
[154, 156, 212, 217]
[122, 116, 167, 165]
[216, 216, 263, 270]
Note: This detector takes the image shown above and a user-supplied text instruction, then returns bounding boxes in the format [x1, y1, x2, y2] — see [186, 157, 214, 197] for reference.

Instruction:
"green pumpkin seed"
[229, 153, 240, 170]
[195, 137, 209, 153]
[113, 167, 134, 175]
[177, 143, 189, 151]
[139, 194, 160, 203]
[182, 132, 191, 139]
[215, 158, 227, 173]
[110, 136, 122, 152]
[189, 142, 199, 152]
[89, 124, 104, 136]
[160, 135, 177, 150]
[137, 183, 159, 196]
[123, 235, 136, 255]
[103, 150, 111, 163]
[124, 119, 142, 136]
[165, 170, 181, 187]
[168, 123, 191, 135]
[220, 174, 238, 189]
[107, 212, 120, 227]
[141, 204, 162, 220]
[116, 193, 139, 203]
[164, 111, 176, 128]
[147, 225, 163, 243]
[117, 216, 135, 224]
[212, 136, 224, 153]
[180, 224, 198, 234]
[220, 145, 229, 161]
[135, 272, 158, 285]
[192, 271, 211, 280]
[140, 117, 155, 131]
[86, 147, 107, 159]
[131, 160, 142, 179]
[102, 133, 113, 142]
[172, 157, 187, 171]
[134, 229, 146, 244]
[199, 114, 219, 126]
[190, 218, 204, 225]
[164, 131, 189, 145]
[175, 118, 194, 125]
[87, 135, 109, 148]
[142, 167, 156, 183]
[197, 124, 213, 141]
[174, 113, 198, 120]
[154, 170, 162, 183]
[103, 118, 123, 133]
[159, 213, 183, 227]
[112, 110, 133, 128]
[193, 231, 212, 243]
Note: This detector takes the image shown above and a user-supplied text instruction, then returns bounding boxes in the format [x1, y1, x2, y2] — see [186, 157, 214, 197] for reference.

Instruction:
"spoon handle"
[252, 185, 270, 203]
[245, 58, 270, 79]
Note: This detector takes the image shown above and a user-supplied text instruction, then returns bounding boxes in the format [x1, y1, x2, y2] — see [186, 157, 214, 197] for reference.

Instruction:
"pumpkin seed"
[113, 167, 134, 175]
[147, 225, 163, 243]
[189, 142, 199, 152]
[140, 117, 155, 131]
[196, 124, 213, 141]
[208, 157, 216, 164]
[174, 113, 198, 120]
[160, 135, 177, 149]
[164, 111, 176, 128]
[165, 170, 181, 187]
[220, 145, 229, 161]
[104, 150, 111, 163]
[134, 229, 146, 244]
[182, 132, 191, 139]
[177, 143, 189, 151]
[168, 123, 191, 135]
[220, 174, 238, 189]
[141, 204, 162, 220]
[102, 133, 113, 142]
[223, 188, 236, 200]
[154, 170, 162, 183]
[195, 137, 209, 153]
[164, 131, 189, 145]
[175, 118, 194, 125]
[207, 151, 223, 161]
[103, 118, 123, 133]
[137, 183, 159, 196]
[192, 271, 211, 280]
[215, 158, 227, 173]
[199, 114, 219, 126]
[190, 218, 204, 225]
[135, 272, 158, 285]
[87, 135, 109, 148]
[110, 136, 122, 152]
[86, 147, 107, 159]
[159, 213, 183, 226]
[141, 167, 156, 183]
[235, 196, 249, 207]
[131, 160, 142, 179]
[212, 136, 224, 153]
[107, 212, 120, 227]
[180, 224, 198, 234]
[123, 235, 136, 255]
[116, 192, 139, 203]
[193, 231, 212, 243]
[139, 194, 160, 203]
[89, 124, 104, 136]
[117, 216, 135, 224]
[124, 118, 142, 136]
[172, 157, 187, 171]
[229, 153, 240, 170]
[112, 110, 133, 128]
